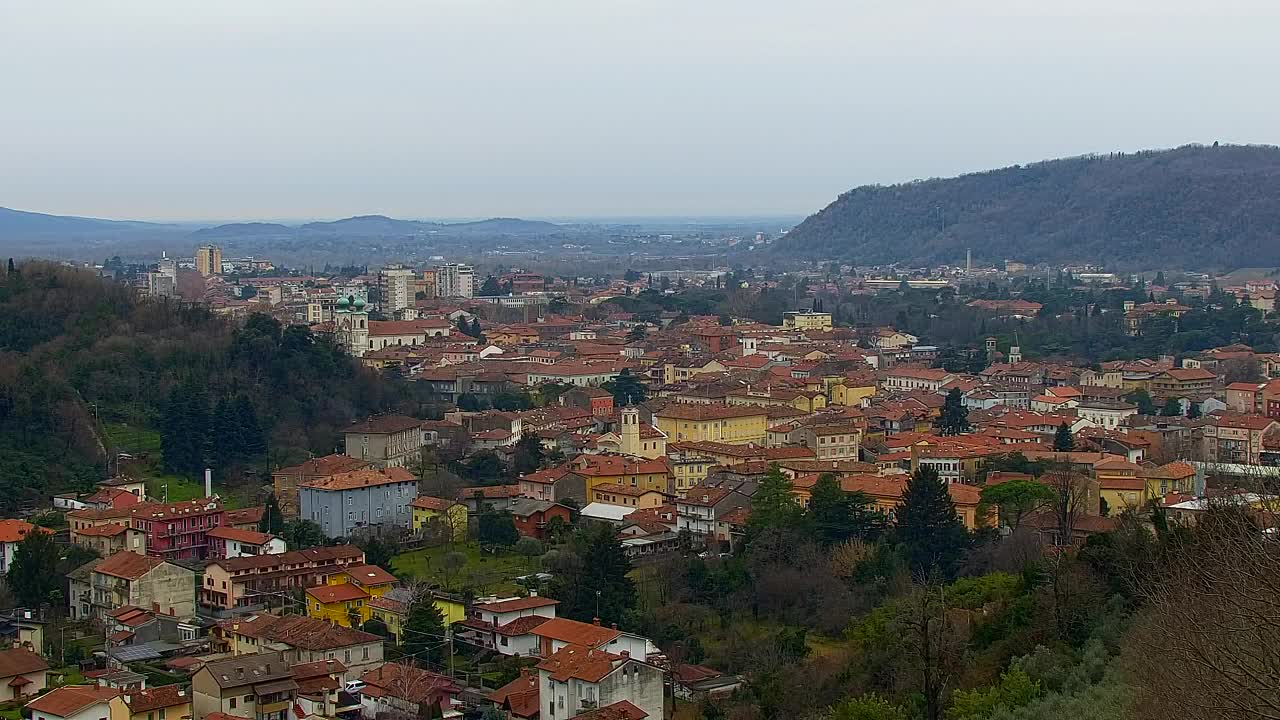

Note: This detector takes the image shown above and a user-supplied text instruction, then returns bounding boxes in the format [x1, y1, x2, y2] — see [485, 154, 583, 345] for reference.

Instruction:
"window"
[244, 695, 253, 703]
[159, 710, 166, 720]
[229, 699, 237, 710]
[363, 646, 370, 660]
[345, 650, 351, 664]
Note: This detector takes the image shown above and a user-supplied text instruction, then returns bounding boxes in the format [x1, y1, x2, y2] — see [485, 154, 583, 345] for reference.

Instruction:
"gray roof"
[199, 651, 292, 689]
[507, 498, 562, 518]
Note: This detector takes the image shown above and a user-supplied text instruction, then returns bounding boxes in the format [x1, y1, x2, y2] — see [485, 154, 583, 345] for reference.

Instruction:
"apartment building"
[435, 263, 475, 298]
[200, 545, 365, 612]
[299, 468, 418, 538]
[343, 416, 424, 469]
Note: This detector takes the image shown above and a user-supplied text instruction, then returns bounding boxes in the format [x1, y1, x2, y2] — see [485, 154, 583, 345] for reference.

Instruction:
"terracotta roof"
[73, 524, 129, 538]
[458, 484, 521, 500]
[345, 415, 423, 435]
[1143, 461, 1196, 479]
[572, 700, 649, 720]
[0, 648, 48, 679]
[409, 496, 457, 511]
[489, 670, 539, 718]
[26, 685, 120, 716]
[274, 455, 370, 477]
[497, 615, 553, 636]
[536, 644, 623, 683]
[532, 618, 621, 648]
[306, 584, 369, 604]
[122, 684, 190, 713]
[219, 615, 380, 651]
[213, 544, 364, 573]
[301, 467, 416, 491]
[342, 564, 398, 587]
[1207, 412, 1277, 431]
[476, 596, 560, 613]
[225, 506, 266, 526]
[656, 403, 766, 421]
[290, 659, 347, 680]
[94, 551, 164, 581]
[1162, 367, 1216, 381]
[367, 596, 408, 615]
[359, 663, 459, 703]
[1093, 458, 1143, 472]
[1100, 478, 1148, 491]
[206, 527, 275, 545]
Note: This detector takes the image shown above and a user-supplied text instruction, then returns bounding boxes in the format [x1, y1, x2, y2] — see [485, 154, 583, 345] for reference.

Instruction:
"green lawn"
[392, 542, 533, 596]
[103, 422, 244, 507]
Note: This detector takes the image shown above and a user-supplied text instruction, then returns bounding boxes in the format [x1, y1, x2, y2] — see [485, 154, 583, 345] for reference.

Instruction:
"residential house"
[71, 524, 147, 558]
[366, 588, 465, 643]
[1149, 367, 1217, 400]
[343, 416, 425, 469]
[271, 455, 370, 520]
[25, 686, 127, 720]
[569, 455, 673, 498]
[456, 595, 560, 657]
[358, 663, 461, 720]
[590, 485, 669, 510]
[654, 404, 768, 445]
[121, 684, 191, 720]
[509, 499, 574, 540]
[1076, 400, 1138, 430]
[290, 659, 353, 719]
[0, 647, 48, 701]
[518, 466, 588, 505]
[204, 528, 285, 560]
[0, 521, 49, 575]
[305, 564, 396, 627]
[1201, 413, 1280, 465]
[794, 424, 861, 460]
[200, 545, 365, 613]
[536, 645, 664, 720]
[299, 467, 418, 538]
[882, 368, 954, 392]
[457, 485, 521, 513]
[191, 652, 296, 720]
[531, 618, 652, 660]
[69, 498, 226, 563]
[213, 615, 383, 681]
[561, 387, 616, 417]
[71, 552, 195, 623]
[105, 605, 201, 653]
[488, 669, 540, 719]
[409, 496, 468, 543]
[676, 487, 751, 542]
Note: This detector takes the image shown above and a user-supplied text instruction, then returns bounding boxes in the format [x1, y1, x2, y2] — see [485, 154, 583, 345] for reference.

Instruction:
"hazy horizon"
[4, 1, 1278, 220]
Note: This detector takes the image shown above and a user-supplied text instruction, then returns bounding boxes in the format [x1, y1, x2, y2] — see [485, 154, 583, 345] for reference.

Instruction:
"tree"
[547, 523, 635, 625]
[1042, 466, 1090, 547]
[511, 433, 546, 475]
[233, 394, 267, 458]
[894, 586, 967, 720]
[281, 520, 327, 550]
[477, 511, 519, 547]
[934, 388, 971, 435]
[515, 537, 543, 569]
[980, 479, 1054, 532]
[1159, 397, 1182, 416]
[259, 493, 285, 534]
[8, 530, 59, 608]
[949, 667, 1041, 720]
[440, 551, 466, 589]
[357, 534, 398, 572]
[1052, 423, 1074, 452]
[1187, 401, 1202, 419]
[809, 473, 884, 545]
[895, 466, 967, 579]
[479, 276, 503, 296]
[362, 617, 389, 639]
[403, 593, 447, 665]
[827, 694, 908, 720]
[603, 369, 646, 406]
[747, 465, 805, 538]
[626, 325, 647, 343]
[1123, 389, 1156, 416]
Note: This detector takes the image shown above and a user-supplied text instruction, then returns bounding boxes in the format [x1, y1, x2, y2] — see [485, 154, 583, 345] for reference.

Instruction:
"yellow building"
[410, 496, 469, 542]
[590, 484, 669, 509]
[368, 592, 466, 642]
[570, 454, 673, 498]
[782, 311, 833, 331]
[830, 379, 877, 407]
[655, 403, 767, 445]
[306, 564, 397, 627]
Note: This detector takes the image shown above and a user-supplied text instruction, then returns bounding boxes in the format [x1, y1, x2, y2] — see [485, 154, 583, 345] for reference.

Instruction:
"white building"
[1076, 400, 1139, 430]
[435, 264, 475, 298]
[536, 645, 664, 720]
[379, 266, 415, 313]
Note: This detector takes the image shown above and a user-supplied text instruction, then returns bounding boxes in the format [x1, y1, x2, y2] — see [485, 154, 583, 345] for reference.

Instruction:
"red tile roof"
[345, 415, 423, 435]
[476, 596, 560, 613]
[301, 467, 416, 491]
[342, 564, 397, 587]
[122, 684, 191, 713]
[573, 700, 649, 720]
[305, 584, 369, 604]
[0, 520, 48, 543]
[0, 648, 48, 679]
[26, 685, 120, 716]
[206, 527, 275, 545]
[409, 496, 457, 511]
[536, 644, 623, 683]
[532, 618, 620, 648]
[94, 551, 164, 581]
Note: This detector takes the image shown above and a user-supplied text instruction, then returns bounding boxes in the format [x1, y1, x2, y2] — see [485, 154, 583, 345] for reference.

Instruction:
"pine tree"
[260, 493, 285, 534]
[403, 596, 447, 663]
[934, 388, 971, 436]
[895, 466, 967, 579]
[8, 529, 60, 608]
[747, 465, 805, 538]
[211, 397, 237, 470]
[1053, 422, 1075, 452]
[234, 395, 267, 458]
[809, 473, 884, 544]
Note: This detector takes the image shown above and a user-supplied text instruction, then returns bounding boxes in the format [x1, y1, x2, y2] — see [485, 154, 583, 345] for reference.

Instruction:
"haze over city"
[4, 0, 1279, 220]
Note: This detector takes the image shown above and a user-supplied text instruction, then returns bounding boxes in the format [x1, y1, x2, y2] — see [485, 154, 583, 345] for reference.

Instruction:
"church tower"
[619, 407, 641, 457]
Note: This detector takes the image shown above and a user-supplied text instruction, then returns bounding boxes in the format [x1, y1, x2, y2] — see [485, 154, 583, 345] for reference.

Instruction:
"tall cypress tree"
[234, 394, 267, 458]
[1053, 422, 1075, 452]
[934, 388, 971, 436]
[895, 466, 967, 579]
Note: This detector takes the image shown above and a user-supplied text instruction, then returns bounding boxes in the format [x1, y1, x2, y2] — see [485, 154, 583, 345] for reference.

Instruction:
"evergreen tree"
[211, 397, 237, 470]
[260, 493, 285, 534]
[934, 388, 971, 436]
[1187, 401, 1202, 419]
[1155, 271, 1166, 286]
[511, 433, 546, 475]
[234, 394, 267, 458]
[895, 466, 967, 579]
[8, 529, 60, 608]
[602, 368, 647, 406]
[747, 465, 805, 538]
[548, 523, 636, 625]
[1052, 422, 1075, 452]
[809, 473, 884, 545]
[477, 511, 519, 546]
[479, 275, 503, 296]
[1161, 398, 1183, 416]
[469, 318, 483, 338]
[403, 596, 447, 664]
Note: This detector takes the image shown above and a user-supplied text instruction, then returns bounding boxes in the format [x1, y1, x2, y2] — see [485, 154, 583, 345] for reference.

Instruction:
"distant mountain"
[446, 217, 563, 234]
[193, 222, 294, 237]
[0, 206, 170, 235]
[299, 215, 435, 235]
[774, 144, 1280, 270]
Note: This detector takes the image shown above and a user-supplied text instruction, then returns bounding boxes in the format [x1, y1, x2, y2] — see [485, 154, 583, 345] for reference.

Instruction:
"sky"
[2, 0, 1278, 221]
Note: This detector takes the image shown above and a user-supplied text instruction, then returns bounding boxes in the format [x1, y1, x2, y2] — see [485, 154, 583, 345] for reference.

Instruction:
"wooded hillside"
[776, 144, 1280, 269]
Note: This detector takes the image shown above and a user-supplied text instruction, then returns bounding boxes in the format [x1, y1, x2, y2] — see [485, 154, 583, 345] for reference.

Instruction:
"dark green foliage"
[547, 522, 636, 626]
[895, 466, 968, 579]
[1159, 398, 1182, 416]
[1052, 423, 1074, 452]
[980, 480, 1054, 531]
[1123, 389, 1156, 416]
[479, 276, 503, 296]
[362, 617, 389, 638]
[809, 473, 885, 545]
[281, 519, 327, 549]
[511, 433, 545, 475]
[934, 388, 971, 435]
[454, 450, 506, 482]
[259, 493, 285, 533]
[403, 596, 446, 664]
[746, 465, 805, 539]
[357, 534, 398, 571]
[602, 368, 647, 406]
[776, 145, 1280, 269]
[477, 511, 519, 547]
[8, 530, 60, 607]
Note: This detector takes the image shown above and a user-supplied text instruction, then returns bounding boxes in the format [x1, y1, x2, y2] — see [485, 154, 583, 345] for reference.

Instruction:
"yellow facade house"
[570, 454, 673, 498]
[306, 563, 397, 627]
[655, 403, 767, 445]
[369, 592, 467, 642]
[410, 496, 469, 542]
[782, 311, 833, 331]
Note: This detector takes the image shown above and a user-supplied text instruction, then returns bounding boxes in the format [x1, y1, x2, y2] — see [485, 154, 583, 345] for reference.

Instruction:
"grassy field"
[392, 542, 532, 596]
[103, 423, 242, 506]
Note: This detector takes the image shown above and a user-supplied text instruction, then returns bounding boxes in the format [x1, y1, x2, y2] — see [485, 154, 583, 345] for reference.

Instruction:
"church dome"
[336, 296, 351, 308]
[353, 296, 366, 309]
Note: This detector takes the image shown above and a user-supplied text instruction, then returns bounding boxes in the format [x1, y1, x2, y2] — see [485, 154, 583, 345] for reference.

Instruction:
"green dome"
[336, 296, 351, 308]
[353, 296, 366, 309]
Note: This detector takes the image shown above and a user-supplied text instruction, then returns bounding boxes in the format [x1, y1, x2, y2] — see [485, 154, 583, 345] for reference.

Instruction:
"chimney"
[529, 589, 537, 597]
[593, 617, 601, 626]
[610, 623, 618, 630]
[124, 695, 131, 704]
[620, 650, 630, 658]
[205, 468, 213, 498]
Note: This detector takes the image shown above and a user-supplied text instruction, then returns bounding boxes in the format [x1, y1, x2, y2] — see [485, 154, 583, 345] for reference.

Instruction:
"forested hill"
[0, 263, 420, 512]
[775, 144, 1280, 269]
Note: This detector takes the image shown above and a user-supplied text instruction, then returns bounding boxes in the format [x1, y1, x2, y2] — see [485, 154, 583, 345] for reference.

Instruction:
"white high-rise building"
[379, 266, 415, 313]
[435, 263, 474, 298]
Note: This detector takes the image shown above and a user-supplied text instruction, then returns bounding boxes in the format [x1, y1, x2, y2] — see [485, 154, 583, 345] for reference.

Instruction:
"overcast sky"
[2, 0, 1277, 221]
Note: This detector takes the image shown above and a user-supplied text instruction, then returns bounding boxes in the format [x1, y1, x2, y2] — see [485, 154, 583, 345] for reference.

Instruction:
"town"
[0, 249, 1276, 720]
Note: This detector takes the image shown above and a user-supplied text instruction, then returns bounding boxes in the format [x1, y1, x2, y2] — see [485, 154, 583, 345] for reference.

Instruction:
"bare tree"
[895, 585, 967, 720]
[1042, 465, 1093, 544]
[1125, 507, 1280, 720]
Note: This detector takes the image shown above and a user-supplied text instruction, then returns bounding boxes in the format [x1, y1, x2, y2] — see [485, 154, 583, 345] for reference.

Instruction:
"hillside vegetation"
[0, 263, 423, 511]
[776, 144, 1280, 269]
